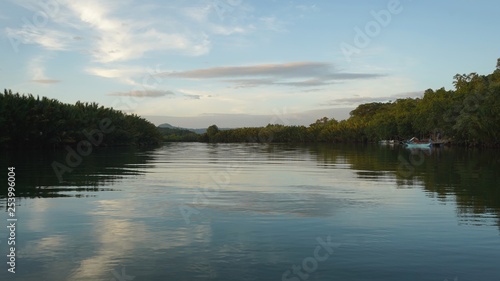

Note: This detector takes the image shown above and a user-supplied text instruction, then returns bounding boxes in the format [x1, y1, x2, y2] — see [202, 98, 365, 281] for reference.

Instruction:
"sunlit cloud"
[68, 198, 213, 280]
[63, 1, 211, 63]
[159, 62, 385, 88]
[85, 65, 154, 85]
[6, 0, 235, 64]
[86, 66, 146, 79]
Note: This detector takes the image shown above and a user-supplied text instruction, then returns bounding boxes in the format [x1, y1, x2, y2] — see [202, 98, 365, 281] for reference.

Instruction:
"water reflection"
[308, 144, 500, 229]
[1, 143, 500, 280]
[0, 146, 159, 200]
[1, 144, 498, 229]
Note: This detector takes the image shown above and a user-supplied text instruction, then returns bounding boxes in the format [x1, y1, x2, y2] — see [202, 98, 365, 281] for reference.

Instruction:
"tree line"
[0, 90, 162, 148]
[201, 59, 500, 147]
[158, 127, 199, 142]
[2, 59, 499, 148]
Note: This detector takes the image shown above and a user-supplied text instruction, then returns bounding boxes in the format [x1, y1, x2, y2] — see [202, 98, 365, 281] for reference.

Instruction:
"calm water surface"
[1, 143, 499, 280]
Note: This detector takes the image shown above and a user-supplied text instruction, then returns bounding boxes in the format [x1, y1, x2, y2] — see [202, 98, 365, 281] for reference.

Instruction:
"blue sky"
[2, 0, 499, 127]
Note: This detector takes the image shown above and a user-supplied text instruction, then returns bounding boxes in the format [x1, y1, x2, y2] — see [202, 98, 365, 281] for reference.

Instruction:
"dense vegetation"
[2, 59, 499, 148]
[202, 59, 500, 147]
[0, 90, 162, 148]
[158, 127, 199, 142]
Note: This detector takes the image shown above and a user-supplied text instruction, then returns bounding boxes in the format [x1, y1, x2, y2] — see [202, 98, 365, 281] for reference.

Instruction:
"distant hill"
[158, 123, 231, 134]
[157, 126, 199, 142]
[158, 123, 176, 129]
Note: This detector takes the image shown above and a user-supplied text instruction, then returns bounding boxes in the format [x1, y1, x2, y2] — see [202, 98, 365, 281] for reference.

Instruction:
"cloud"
[162, 62, 331, 78]
[32, 79, 61, 84]
[321, 91, 424, 106]
[280, 78, 334, 87]
[6, 0, 264, 88]
[143, 107, 354, 128]
[224, 78, 276, 88]
[177, 89, 209, 99]
[259, 17, 288, 32]
[85, 65, 158, 85]
[63, 1, 211, 63]
[158, 62, 385, 88]
[295, 4, 319, 12]
[86, 66, 145, 79]
[7, 0, 219, 63]
[225, 78, 333, 88]
[108, 90, 175, 97]
[29, 56, 60, 84]
[182, 4, 211, 22]
[183, 94, 201, 99]
[6, 27, 72, 51]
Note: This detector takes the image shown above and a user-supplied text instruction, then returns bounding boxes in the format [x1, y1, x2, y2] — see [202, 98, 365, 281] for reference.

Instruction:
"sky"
[1, 0, 500, 128]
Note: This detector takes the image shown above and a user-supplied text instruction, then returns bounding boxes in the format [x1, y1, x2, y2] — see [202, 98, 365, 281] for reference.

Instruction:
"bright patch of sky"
[2, 0, 499, 127]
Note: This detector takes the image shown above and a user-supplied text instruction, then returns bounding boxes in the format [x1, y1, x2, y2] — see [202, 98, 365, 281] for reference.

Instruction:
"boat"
[404, 137, 432, 148]
[405, 142, 431, 148]
[379, 140, 396, 145]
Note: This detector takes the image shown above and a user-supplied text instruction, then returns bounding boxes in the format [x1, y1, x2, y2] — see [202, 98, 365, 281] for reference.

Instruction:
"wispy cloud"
[321, 91, 424, 106]
[108, 90, 175, 97]
[183, 94, 201, 99]
[259, 17, 288, 32]
[5, 0, 276, 88]
[85, 65, 155, 85]
[177, 89, 210, 99]
[29, 56, 60, 84]
[223, 78, 276, 88]
[6, 27, 73, 51]
[295, 4, 319, 12]
[6, 0, 252, 64]
[158, 62, 385, 88]
[162, 62, 331, 78]
[63, 1, 211, 63]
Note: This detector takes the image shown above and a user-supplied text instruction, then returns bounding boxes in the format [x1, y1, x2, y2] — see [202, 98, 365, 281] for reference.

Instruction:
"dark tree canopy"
[0, 90, 162, 148]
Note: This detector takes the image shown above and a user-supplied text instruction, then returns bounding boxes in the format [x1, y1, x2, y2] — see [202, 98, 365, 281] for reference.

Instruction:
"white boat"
[405, 142, 431, 148]
[404, 137, 431, 148]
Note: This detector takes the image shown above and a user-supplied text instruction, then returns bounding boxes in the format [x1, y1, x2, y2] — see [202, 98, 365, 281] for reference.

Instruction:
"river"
[1, 143, 499, 280]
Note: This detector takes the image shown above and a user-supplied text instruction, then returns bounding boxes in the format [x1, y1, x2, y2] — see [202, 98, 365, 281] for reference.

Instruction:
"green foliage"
[200, 58, 500, 147]
[158, 127, 199, 142]
[0, 90, 162, 148]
